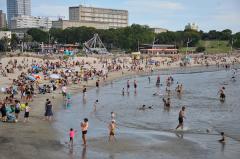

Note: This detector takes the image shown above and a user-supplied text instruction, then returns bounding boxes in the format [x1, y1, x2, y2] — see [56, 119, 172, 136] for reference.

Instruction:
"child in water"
[65, 93, 71, 109]
[69, 128, 77, 148]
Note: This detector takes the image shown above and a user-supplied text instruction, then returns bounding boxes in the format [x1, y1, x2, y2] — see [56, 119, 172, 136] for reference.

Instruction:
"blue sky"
[0, 0, 239, 32]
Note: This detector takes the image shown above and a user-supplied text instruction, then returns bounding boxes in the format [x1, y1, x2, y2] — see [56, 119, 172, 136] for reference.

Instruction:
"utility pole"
[186, 38, 192, 55]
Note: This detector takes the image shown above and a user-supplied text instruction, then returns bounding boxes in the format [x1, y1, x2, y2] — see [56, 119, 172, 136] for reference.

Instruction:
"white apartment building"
[10, 15, 52, 30]
[69, 5, 128, 29]
[52, 20, 109, 30]
[185, 23, 199, 31]
[152, 27, 168, 34]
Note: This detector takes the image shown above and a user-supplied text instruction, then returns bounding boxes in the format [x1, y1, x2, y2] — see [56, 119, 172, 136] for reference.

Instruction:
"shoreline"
[0, 55, 239, 159]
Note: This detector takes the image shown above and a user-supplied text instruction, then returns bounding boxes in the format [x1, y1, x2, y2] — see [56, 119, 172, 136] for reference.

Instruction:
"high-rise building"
[0, 10, 7, 29]
[7, 0, 31, 27]
[10, 15, 52, 30]
[69, 5, 128, 29]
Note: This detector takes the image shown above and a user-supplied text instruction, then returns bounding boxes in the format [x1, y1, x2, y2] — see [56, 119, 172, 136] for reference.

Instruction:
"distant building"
[0, 31, 12, 39]
[52, 19, 109, 30]
[68, 5, 128, 29]
[7, 0, 31, 27]
[151, 27, 168, 34]
[185, 23, 198, 31]
[0, 10, 7, 28]
[10, 15, 52, 30]
[140, 44, 178, 54]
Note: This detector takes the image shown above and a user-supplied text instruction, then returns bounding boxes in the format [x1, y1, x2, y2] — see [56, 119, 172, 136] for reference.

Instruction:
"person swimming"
[163, 98, 171, 107]
[138, 105, 153, 110]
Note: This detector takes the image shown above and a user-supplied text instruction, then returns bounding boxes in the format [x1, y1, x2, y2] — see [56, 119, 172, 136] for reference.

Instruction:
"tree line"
[1, 24, 240, 52]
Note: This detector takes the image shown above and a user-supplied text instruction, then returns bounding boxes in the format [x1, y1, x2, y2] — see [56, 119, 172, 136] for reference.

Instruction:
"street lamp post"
[186, 38, 192, 55]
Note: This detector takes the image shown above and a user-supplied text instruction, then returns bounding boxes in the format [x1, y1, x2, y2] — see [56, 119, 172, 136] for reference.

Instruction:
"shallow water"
[54, 66, 240, 159]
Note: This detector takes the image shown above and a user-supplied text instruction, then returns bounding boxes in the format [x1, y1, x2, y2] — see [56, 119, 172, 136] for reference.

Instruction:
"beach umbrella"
[65, 69, 72, 73]
[50, 74, 61, 79]
[27, 75, 36, 81]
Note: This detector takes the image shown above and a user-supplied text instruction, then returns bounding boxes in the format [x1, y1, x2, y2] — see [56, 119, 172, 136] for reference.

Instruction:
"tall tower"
[0, 10, 7, 28]
[7, 0, 31, 27]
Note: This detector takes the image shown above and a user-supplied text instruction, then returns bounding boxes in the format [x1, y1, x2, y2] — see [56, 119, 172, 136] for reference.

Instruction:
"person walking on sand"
[81, 118, 89, 146]
[14, 100, 21, 121]
[62, 85, 67, 98]
[176, 106, 186, 130]
[24, 103, 30, 123]
[44, 100, 53, 121]
[108, 120, 117, 142]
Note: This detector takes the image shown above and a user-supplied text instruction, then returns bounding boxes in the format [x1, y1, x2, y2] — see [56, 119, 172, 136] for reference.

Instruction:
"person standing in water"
[69, 128, 77, 148]
[156, 75, 160, 86]
[111, 112, 115, 120]
[176, 106, 186, 130]
[81, 118, 89, 146]
[93, 100, 98, 112]
[134, 80, 137, 93]
[127, 80, 130, 93]
[122, 88, 125, 96]
[83, 85, 87, 98]
[96, 79, 100, 88]
[163, 98, 171, 108]
[148, 76, 151, 84]
[218, 87, 226, 102]
[108, 120, 117, 142]
[219, 132, 226, 143]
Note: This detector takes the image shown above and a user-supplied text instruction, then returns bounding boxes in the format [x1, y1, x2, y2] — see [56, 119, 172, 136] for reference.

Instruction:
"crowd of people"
[1, 53, 239, 150]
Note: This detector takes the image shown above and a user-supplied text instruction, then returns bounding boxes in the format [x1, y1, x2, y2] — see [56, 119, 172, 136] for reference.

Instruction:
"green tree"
[220, 29, 232, 40]
[196, 46, 206, 52]
[0, 37, 10, 52]
[27, 28, 48, 43]
[233, 32, 240, 48]
[10, 33, 20, 50]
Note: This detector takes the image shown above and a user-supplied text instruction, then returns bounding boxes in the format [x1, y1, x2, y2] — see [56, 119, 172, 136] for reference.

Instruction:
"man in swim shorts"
[176, 106, 186, 130]
[108, 120, 116, 142]
[81, 118, 88, 146]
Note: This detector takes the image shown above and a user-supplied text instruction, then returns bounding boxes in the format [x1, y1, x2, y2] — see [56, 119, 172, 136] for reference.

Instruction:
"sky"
[0, 0, 239, 32]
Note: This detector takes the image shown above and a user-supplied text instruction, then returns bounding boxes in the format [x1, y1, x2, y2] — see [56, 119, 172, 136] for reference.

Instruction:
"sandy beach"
[0, 53, 240, 159]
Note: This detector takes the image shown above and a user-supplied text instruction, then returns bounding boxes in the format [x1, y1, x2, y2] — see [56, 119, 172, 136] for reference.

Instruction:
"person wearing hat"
[108, 119, 117, 142]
